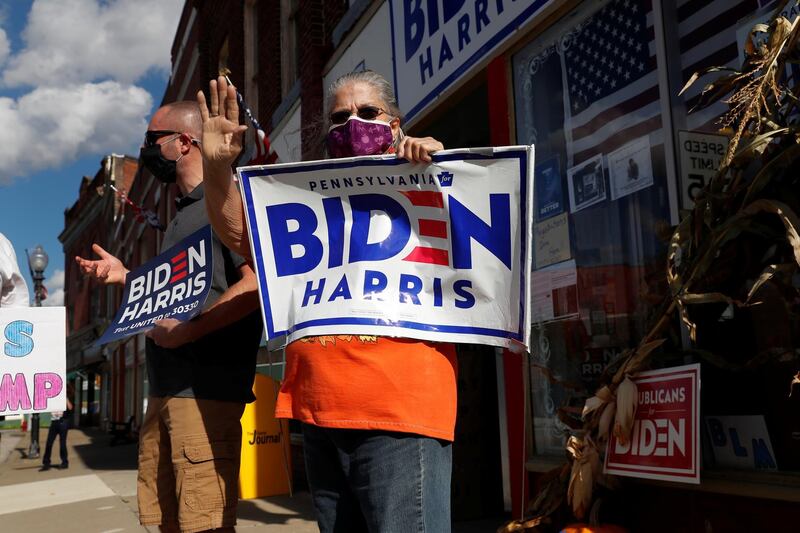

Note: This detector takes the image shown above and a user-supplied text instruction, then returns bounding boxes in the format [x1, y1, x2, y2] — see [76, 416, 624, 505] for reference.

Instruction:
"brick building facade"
[59, 154, 138, 427]
[104, 162, 177, 428]
[163, 0, 349, 160]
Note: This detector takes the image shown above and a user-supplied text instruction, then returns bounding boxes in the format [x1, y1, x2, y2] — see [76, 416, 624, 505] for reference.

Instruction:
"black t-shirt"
[146, 183, 262, 403]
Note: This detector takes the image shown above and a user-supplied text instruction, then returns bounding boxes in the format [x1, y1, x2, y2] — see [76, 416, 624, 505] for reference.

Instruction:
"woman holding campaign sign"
[198, 71, 457, 532]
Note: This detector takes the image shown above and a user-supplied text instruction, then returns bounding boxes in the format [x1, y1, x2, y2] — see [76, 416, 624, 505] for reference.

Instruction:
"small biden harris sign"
[1, 307, 66, 415]
[238, 146, 534, 350]
[96, 225, 213, 345]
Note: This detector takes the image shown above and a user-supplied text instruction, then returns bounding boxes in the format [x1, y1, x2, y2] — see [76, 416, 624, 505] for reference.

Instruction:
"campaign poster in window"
[567, 154, 607, 213]
[605, 364, 701, 484]
[608, 136, 654, 201]
[534, 212, 571, 270]
[535, 156, 564, 221]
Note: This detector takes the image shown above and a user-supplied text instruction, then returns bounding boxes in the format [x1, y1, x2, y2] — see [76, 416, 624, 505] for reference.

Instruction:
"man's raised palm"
[75, 244, 128, 285]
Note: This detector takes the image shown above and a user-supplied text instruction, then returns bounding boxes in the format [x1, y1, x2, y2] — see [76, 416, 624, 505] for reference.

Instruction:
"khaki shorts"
[137, 396, 245, 533]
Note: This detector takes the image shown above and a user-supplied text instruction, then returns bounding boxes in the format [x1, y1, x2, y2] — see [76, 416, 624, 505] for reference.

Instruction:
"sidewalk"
[0, 428, 505, 532]
[0, 428, 317, 533]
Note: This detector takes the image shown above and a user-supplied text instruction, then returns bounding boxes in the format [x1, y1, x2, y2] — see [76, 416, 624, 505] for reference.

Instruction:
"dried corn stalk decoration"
[566, 436, 600, 520]
[612, 377, 638, 446]
[581, 385, 614, 419]
[501, 2, 800, 530]
[582, 385, 617, 442]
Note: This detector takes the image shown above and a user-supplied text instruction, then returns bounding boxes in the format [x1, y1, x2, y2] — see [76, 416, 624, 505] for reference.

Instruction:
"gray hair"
[326, 70, 405, 147]
[326, 69, 403, 122]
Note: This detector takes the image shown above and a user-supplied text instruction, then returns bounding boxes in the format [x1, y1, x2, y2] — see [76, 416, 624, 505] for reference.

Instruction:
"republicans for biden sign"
[238, 147, 534, 350]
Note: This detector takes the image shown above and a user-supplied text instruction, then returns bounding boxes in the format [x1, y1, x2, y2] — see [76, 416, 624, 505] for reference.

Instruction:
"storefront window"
[512, 0, 675, 457]
[514, 0, 800, 484]
[666, 0, 800, 478]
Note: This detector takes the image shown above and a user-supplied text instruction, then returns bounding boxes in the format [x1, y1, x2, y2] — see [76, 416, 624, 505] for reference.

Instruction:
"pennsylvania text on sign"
[238, 147, 534, 350]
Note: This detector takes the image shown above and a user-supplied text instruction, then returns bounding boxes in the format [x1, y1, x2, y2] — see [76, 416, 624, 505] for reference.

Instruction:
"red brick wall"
[198, 0, 245, 87]
[256, 0, 283, 125]
[162, 0, 348, 157]
[298, 0, 348, 159]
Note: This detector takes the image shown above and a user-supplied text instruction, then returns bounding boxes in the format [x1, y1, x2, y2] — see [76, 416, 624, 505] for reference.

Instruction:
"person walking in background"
[76, 100, 263, 533]
[41, 382, 75, 470]
[199, 71, 455, 533]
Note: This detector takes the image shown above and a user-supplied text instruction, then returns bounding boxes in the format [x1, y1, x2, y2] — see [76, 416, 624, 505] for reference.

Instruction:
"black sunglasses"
[144, 130, 181, 147]
[329, 105, 389, 126]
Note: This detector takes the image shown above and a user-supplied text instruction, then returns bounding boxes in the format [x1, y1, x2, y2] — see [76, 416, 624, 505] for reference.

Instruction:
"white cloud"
[2, 0, 183, 87]
[0, 81, 152, 184]
[0, 0, 181, 183]
[44, 268, 64, 306]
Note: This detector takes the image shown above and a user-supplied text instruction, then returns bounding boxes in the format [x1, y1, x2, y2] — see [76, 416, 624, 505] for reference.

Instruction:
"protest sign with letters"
[705, 415, 778, 471]
[604, 364, 701, 484]
[1, 307, 66, 415]
[96, 225, 213, 345]
[238, 147, 534, 350]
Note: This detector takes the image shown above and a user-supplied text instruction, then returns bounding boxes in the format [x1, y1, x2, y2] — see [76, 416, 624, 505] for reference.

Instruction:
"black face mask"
[140, 144, 178, 184]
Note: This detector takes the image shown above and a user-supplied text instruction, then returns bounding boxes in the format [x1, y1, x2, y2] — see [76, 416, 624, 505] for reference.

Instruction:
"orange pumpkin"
[561, 525, 628, 533]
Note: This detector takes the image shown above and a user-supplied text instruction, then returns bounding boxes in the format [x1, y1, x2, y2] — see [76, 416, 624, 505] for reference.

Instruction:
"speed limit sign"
[678, 130, 729, 210]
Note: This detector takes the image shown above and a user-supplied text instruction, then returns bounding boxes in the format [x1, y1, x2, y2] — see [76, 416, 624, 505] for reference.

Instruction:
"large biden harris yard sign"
[238, 147, 534, 350]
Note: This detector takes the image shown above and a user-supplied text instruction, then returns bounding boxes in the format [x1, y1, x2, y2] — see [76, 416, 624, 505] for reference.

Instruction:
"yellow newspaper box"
[239, 374, 292, 499]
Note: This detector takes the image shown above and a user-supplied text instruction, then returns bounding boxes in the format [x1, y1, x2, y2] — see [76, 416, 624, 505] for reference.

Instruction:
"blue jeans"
[302, 423, 452, 533]
[42, 417, 70, 466]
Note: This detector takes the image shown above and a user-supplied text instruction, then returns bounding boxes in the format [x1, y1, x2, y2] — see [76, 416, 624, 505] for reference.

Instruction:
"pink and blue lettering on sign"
[95, 225, 213, 345]
[0, 307, 66, 415]
[237, 146, 534, 351]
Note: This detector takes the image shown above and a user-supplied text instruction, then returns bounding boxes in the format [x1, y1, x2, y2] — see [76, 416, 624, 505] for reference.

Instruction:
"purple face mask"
[326, 116, 394, 158]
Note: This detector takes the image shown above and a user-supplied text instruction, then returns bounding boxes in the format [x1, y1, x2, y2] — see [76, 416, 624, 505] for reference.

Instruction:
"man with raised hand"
[76, 101, 262, 533]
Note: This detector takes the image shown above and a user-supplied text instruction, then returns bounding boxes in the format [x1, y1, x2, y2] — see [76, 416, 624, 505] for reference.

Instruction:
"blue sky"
[0, 0, 183, 304]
